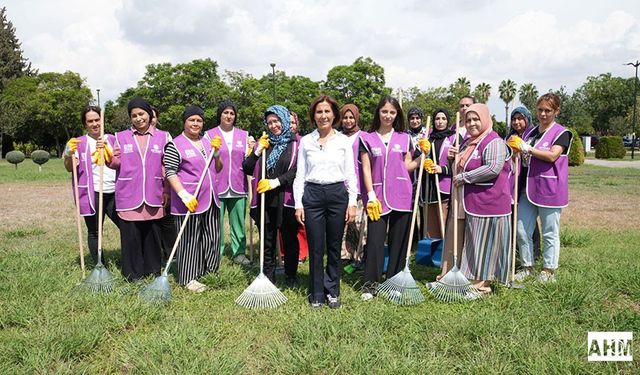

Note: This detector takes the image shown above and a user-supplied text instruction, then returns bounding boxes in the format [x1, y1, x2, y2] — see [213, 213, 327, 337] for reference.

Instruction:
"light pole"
[270, 63, 276, 105]
[96, 89, 101, 107]
[626, 61, 639, 159]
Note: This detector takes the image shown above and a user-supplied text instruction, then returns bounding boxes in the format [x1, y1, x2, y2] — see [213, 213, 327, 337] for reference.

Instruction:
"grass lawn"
[0, 159, 638, 374]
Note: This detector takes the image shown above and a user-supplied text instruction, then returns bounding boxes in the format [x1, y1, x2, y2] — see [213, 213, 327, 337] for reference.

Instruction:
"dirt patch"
[0, 182, 74, 232]
[564, 190, 640, 230]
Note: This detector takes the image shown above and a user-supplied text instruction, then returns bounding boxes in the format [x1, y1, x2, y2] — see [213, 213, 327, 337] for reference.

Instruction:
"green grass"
[0, 163, 638, 374]
[0, 158, 68, 183]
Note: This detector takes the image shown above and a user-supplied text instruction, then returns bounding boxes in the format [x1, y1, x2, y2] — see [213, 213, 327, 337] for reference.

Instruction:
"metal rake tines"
[139, 275, 172, 304]
[235, 273, 287, 309]
[428, 282, 481, 303]
[377, 269, 425, 305]
[81, 264, 116, 294]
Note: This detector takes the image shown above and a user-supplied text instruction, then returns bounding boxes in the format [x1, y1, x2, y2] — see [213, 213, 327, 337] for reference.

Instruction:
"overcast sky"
[4, 0, 640, 116]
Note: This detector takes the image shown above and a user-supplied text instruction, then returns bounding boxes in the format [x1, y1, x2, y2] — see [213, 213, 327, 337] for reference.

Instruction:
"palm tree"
[518, 83, 539, 112]
[499, 79, 517, 126]
[450, 77, 471, 99]
[473, 82, 492, 104]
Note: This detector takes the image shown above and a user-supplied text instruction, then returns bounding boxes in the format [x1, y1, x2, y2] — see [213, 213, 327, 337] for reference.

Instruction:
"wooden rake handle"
[405, 116, 431, 260]
[72, 155, 86, 277]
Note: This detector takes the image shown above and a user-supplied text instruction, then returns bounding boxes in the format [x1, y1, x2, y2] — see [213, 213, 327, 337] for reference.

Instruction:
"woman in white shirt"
[293, 95, 357, 309]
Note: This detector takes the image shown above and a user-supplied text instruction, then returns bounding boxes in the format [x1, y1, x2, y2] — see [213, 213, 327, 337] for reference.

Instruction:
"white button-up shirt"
[293, 129, 358, 209]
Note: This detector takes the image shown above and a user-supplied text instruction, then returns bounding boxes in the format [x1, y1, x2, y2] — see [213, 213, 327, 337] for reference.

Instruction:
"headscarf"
[457, 103, 493, 170]
[507, 106, 533, 138]
[430, 108, 455, 140]
[217, 100, 237, 127]
[127, 97, 154, 121]
[263, 105, 292, 172]
[182, 105, 205, 122]
[340, 104, 360, 132]
[407, 107, 424, 134]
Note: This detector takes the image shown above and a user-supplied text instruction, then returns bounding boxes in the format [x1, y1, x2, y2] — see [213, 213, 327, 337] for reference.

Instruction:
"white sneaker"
[514, 268, 532, 282]
[538, 270, 556, 283]
[361, 292, 374, 301]
[185, 280, 208, 293]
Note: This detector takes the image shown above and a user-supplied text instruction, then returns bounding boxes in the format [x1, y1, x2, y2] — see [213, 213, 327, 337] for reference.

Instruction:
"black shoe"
[326, 294, 341, 309]
[285, 277, 299, 289]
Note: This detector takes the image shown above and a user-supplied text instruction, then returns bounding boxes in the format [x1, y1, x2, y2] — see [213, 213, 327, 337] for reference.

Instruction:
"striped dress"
[458, 140, 512, 284]
[164, 141, 221, 285]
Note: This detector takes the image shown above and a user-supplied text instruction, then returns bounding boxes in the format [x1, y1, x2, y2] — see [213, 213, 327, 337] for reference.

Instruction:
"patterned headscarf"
[507, 106, 533, 138]
[263, 105, 292, 172]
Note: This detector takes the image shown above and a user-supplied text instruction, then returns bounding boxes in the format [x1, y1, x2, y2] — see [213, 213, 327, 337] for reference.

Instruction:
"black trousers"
[364, 210, 411, 284]
[83, 192, 119, 264]
[119, 218, 162, 281]
[158, 213, 177, 259]
[303, 182, 348, 302]
[255, 206, 300, 283]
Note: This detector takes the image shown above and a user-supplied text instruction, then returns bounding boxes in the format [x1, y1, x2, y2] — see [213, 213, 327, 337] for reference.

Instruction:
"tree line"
[0, 7, 638, 157]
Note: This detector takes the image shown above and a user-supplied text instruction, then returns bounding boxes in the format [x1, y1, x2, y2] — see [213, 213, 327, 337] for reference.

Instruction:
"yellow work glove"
[506, 135, 522, 153]
[210, 135, 222, 152]
[67, 138, 80, 154]
[418, 138, 431, 155]
[91, 144, 112, 166]
[366, 191, 382, 221]
[257, 178, 281, 194]
[178, 190, 198, 213]
[255, 132, 270, 156]
[423, 158, 437, 174]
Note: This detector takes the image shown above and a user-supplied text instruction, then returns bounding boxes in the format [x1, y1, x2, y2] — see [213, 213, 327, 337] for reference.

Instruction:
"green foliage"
[576, 73, 635, 135]
[0, 7, 34, 90]
[553, 86, 594, 135]
[567, 128, 584, 166]
[12, 141, 35, 156]
[493, 117, 507, 138]
[595, 136, 626, 159]
[499, 79, 517, 126]
[472, 82, 491, 104]
[518, 83, 538, 113]
[448, 77, 471, 100]
[324, 57, 391, 127]
[5, 150, 24, 168]
[30, 149, 50, 168]
[402, 86, 457, 126]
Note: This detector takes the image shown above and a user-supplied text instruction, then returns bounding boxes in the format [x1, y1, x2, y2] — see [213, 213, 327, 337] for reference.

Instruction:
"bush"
[12, 142, 36, 157]
[567, 128, 584, 166]
[31, 150, 50, 172]
[595, 136, 626, 159]
[6, 150, 26, 169]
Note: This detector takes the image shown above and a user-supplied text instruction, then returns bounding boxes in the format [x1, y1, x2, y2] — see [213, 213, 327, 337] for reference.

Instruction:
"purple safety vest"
[114, 128, 169, 211]
[169, 134, 216, 215]
[205, 127, 248, 196]
[348, 130, 365, 196]
[249, 140, 298, 208]
[71, 134, 115, 216]
[361, 130, 413, 214]
[524, 123, 572, 208]
[461, 132, 512, 217]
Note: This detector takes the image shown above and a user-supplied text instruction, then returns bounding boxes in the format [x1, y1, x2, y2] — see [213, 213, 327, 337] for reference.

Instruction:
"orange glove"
[210, 135, 222, 153]
[257, 178, 280, 193]
[423, 158, 437, 174]
[178, 190, 198, 213]
[418, 138, 431, 155]
[366, 191, 382, 221]
[66, 138, 80, 154]
[91, 144, 112, 166]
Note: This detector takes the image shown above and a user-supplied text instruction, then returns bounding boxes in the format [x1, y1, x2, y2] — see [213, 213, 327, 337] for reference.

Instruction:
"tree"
[449, 77, 472, 101]
[0, 6, 36, 158]
[324, 57, 390, 126]
[553, 86, 594, 135]
[518, 83, 539, 113]
[402, 86, 457, 125]
[575, 73, 635, 135]
[473, 82, 492, 104]
[499, 79, 517, 128]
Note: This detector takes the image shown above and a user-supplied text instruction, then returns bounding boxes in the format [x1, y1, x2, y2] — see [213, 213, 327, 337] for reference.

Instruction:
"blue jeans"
[516, 196, 562, 270]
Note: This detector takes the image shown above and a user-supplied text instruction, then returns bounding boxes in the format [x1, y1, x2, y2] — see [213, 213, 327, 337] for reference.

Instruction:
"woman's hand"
[453, 174, 465, 187]
[345, 205, 356, 223]
[295, 208, 305, 225]
[447, 146, 458, 160]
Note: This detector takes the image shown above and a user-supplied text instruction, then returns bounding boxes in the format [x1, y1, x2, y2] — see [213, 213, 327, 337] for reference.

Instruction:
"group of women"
[65, 91, 571, 306]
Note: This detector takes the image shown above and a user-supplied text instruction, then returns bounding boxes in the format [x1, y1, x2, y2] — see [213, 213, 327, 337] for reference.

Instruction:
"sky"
[3, 0, 640, 117]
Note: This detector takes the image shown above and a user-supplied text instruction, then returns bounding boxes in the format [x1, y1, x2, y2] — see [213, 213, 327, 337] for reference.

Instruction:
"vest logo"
[184, 149, 196, 158]
[151, 144, 161, 153]
[123, 144, 134, 153]
[371, 147, 383, 157]
[392, 143, 402, 152]
[587, 332, 633, 362]
[236, 140, 244, 148]
[471, 149, 480, 159]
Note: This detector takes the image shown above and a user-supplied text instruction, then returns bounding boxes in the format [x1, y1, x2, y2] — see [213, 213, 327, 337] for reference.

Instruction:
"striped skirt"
[460, 214, 511, 285]
[174, 205, 221, 286]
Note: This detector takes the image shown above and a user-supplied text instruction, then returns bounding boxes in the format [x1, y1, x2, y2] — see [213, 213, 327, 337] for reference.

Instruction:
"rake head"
[428, 265, 480, 303]
[235, 273, 287, 309]
[378, 266, 424, 305]
[81, 261, 116, 294]
[138, 275, 171, 305]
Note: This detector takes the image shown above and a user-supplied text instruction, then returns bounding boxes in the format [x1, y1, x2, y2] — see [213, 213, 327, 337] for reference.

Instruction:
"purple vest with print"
[435, 134, 454, 195]
[462, 132, 512, 217]
[524, 123, 571, 208]
[205, 127, 248, 196]
[114, 129, 168, 211]
[349, 131, 365, 195]
[169, 134, 216, 215]
[361, 131, 412, 214]
[72, 134, 115, 216]
[249, 140, 298, 208]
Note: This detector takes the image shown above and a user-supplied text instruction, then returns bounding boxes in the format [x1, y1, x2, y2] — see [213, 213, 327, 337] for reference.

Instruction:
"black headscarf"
[127, 97, 154, 121]
[182, 105, 205, 122]
[217, 100, 237, 126]
[430, 108, 455, 140]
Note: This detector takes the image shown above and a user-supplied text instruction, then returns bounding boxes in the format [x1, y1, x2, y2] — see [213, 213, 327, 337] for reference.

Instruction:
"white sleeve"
[292, 138, 307, 209]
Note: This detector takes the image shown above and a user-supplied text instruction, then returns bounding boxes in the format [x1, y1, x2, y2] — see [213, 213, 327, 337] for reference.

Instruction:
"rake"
[139, 137, 216, 304]
[71, 156, 86, 279]
[236, 145, 287, 309]
[508, 154, 525, 289]
[81, 108, 115, 293]
[429, 112, 480, 302]
[377, 116, 431, 305]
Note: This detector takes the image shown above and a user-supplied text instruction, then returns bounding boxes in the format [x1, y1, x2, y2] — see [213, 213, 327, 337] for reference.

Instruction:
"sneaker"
[285, 277, 299, 289]
[360, 282, 378, 301]
[326, 294, 341, 309]
[233, 254, 251, 265]
[361, 292, 374, 301]
[538, 270, 556, 283]
[310, 301, 324, 309]
[514, 268, 532, 282]
[185, 280, 208, 293]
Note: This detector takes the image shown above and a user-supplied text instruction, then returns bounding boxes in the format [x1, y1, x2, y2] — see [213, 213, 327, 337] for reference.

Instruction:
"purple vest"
[205, 127, 248, 196]
[461, 132, 512, 217]
[249, 140, 298, 208]
[169, 134, 216, 215]
[435, 134, 454, 196]
[71, 134, 115, 216]
[348, 131, 365, 195]
[114, 128, 168, 211]
[524, 123, 572, 208]
[361, 131, 412, 214]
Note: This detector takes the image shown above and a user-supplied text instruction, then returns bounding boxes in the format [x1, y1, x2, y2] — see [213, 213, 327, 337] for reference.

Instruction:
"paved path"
[584, 159, 640, 168]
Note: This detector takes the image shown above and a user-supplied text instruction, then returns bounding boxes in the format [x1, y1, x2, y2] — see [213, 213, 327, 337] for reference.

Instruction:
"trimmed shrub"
[6, 150, 26, 169]
[567, 128, 584, 166]
[31, 150, 50, 172]
[595, 136, 626, 159]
